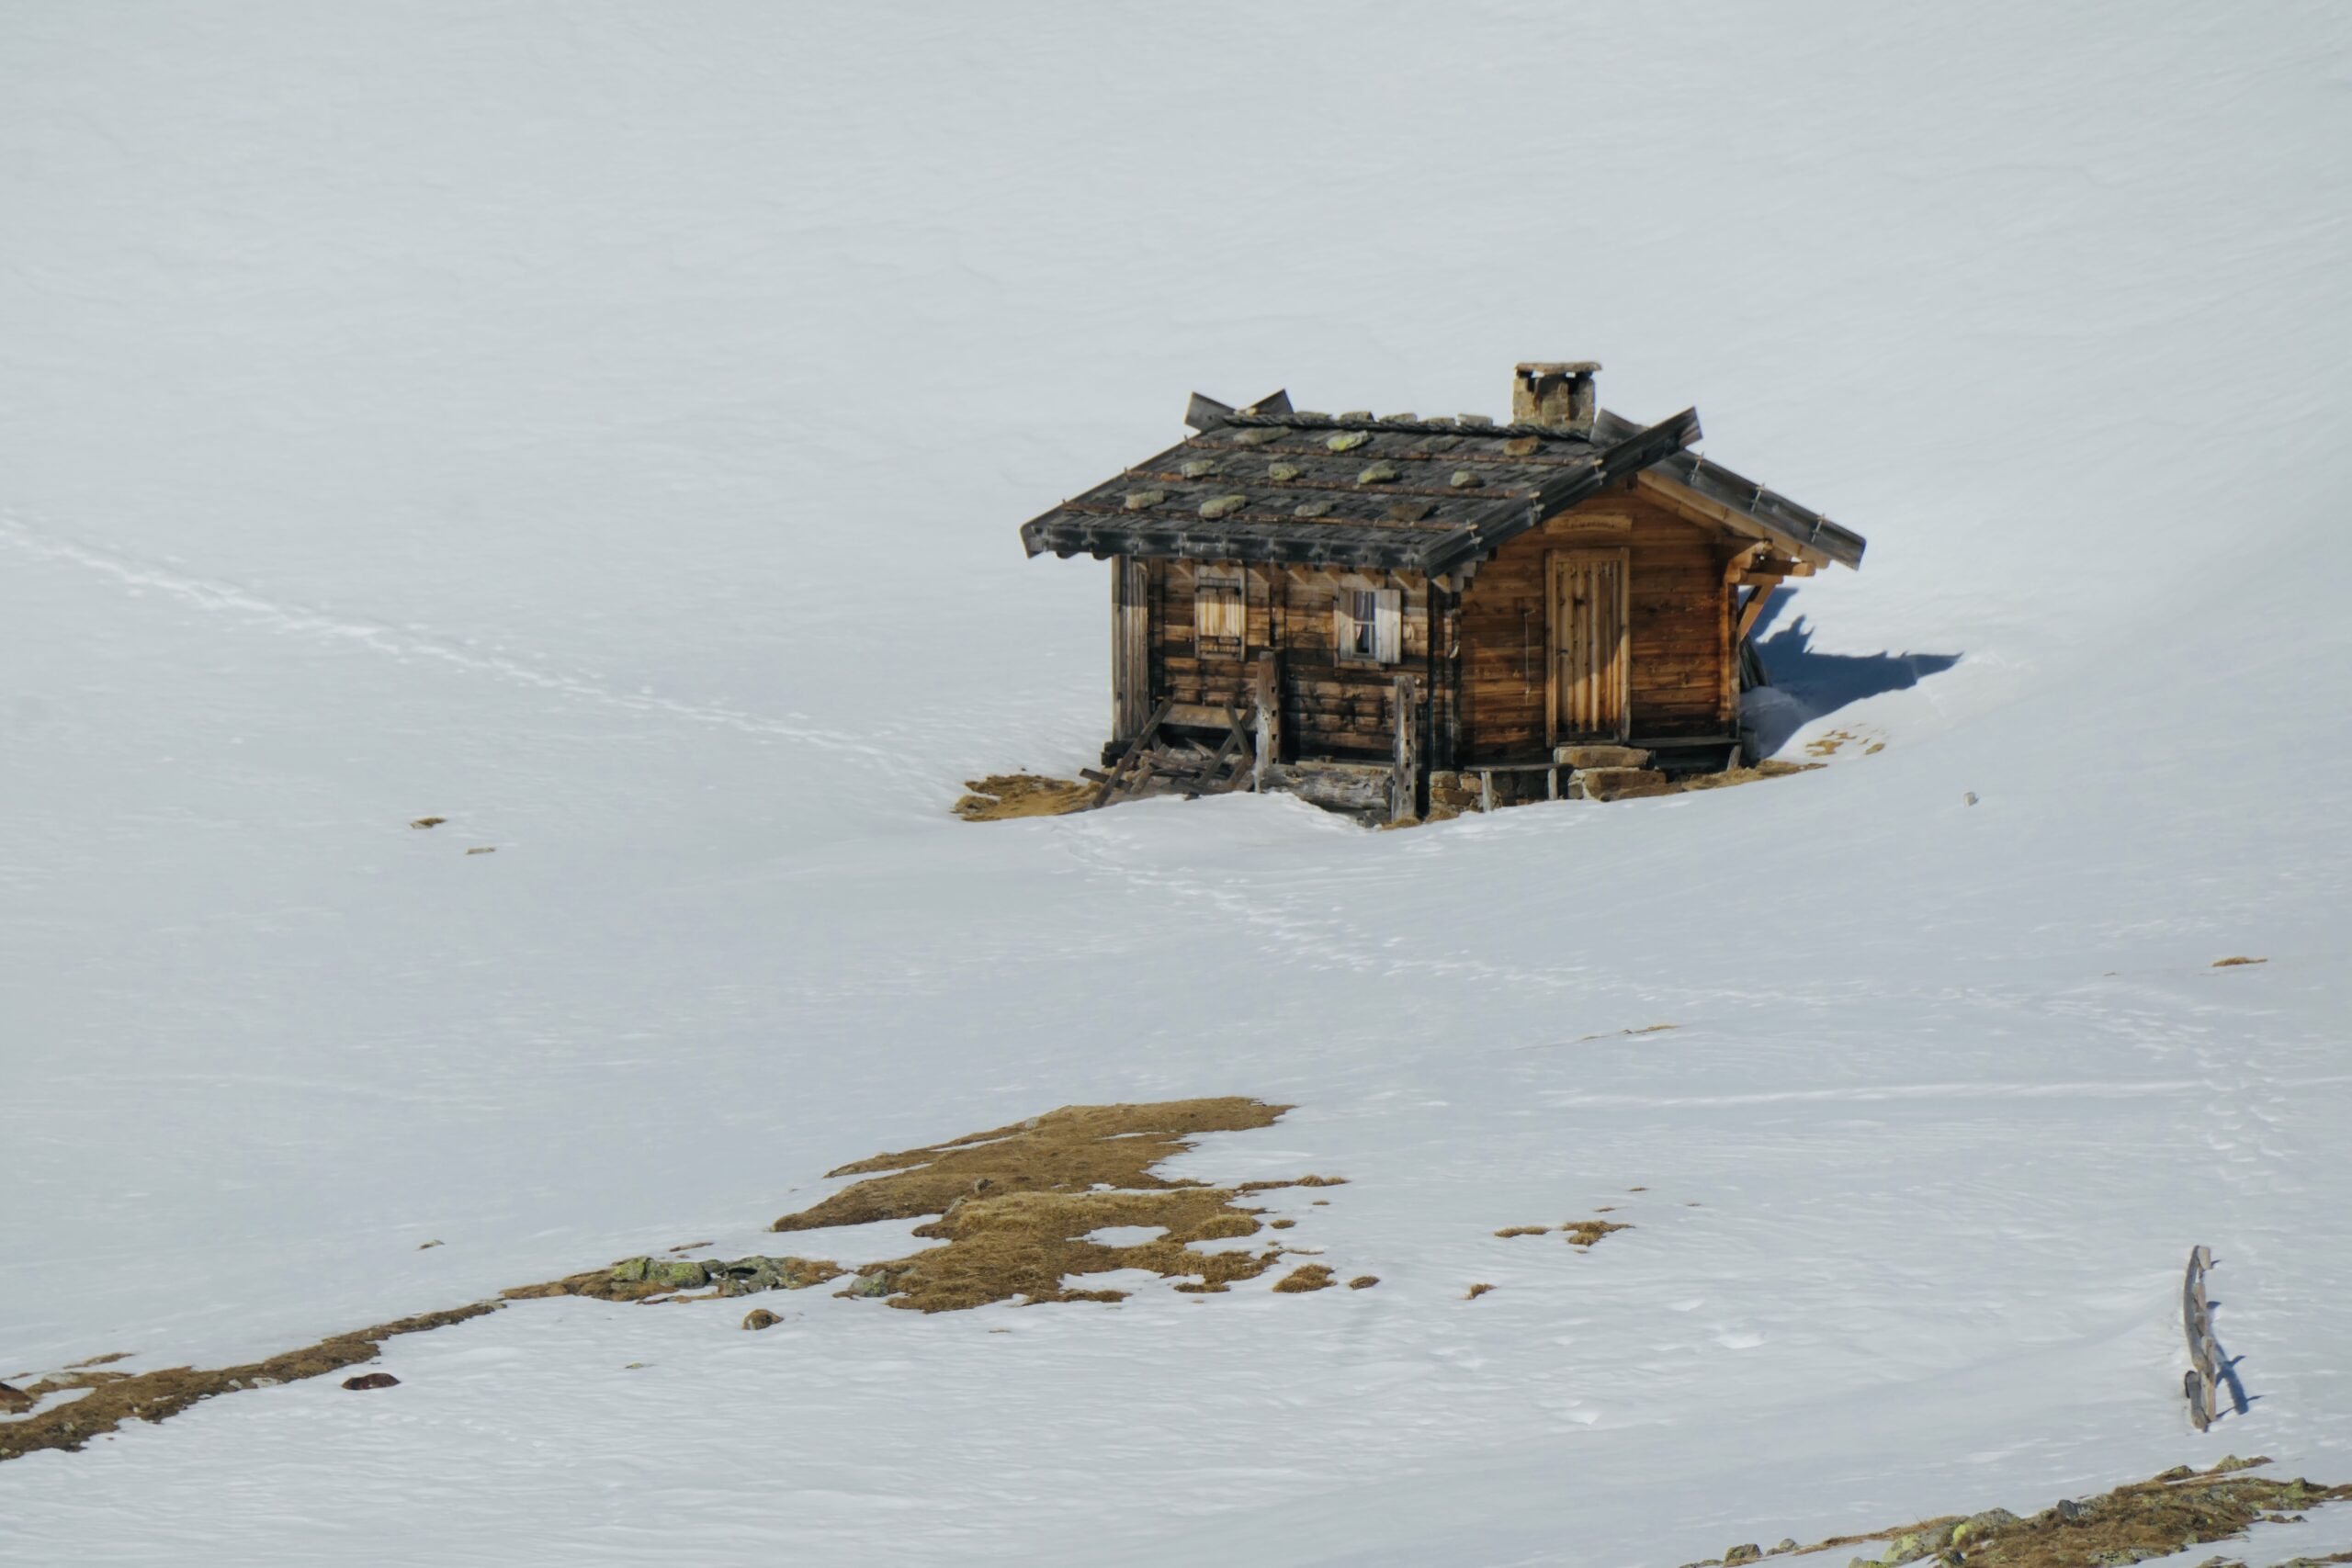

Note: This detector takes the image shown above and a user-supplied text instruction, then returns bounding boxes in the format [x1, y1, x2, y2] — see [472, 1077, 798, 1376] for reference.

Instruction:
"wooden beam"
[1181, 706, 1250, 799]
[1184, 391, 1235, 432]
[1633, 469, 1836, 571]
[1736, 584, 1776, 642]
[1391, 674, 1419, 824]
[1251, 651, 1282, 791]
[1091, 698, 1173, 808]
[1112, 555, 1149, 743]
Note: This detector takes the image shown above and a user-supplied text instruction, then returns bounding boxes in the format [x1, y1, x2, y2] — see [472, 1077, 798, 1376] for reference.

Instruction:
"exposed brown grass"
[953, 773, 1094, 821]
[503, 1254, 842, 1303]
[1804, 729, 1860, 758]
[1777, 1457, 2348, 1568]
[1562, 1220, 1633, 1249]
[775, 1098, 1291, 1232]
[766, 1099, 1351, 1312]
[6, 1097, 1342, 1463]
[1678, 759, 1824, 790]
[1273, 1265, 1336, 1293]
[1465, 1282, 1496, 1300]
[1347, 1275, 1379, 1290]
[0, 1303, 500, 1464]
[1495, 1225, 1551, 1238]
[2213, 955, 2268, 967]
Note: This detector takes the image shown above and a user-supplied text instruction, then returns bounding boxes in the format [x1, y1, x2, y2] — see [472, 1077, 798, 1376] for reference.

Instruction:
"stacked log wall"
[1148, 559, 1437, 763]
[1456, 484, 1732, 757]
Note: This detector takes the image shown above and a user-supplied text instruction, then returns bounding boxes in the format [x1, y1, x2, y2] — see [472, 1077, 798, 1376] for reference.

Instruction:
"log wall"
[1133, 482, 1735, 773]
[1148, 559, 1436, 762]
[1456, 484, 1735, 757]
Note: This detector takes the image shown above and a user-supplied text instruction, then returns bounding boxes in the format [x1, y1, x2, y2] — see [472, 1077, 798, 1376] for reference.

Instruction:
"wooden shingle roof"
[1018, 397, 1863, 578]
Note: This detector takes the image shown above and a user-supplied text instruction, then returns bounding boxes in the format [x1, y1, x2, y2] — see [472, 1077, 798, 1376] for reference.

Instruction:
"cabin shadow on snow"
[1747, 595, 1962, 756]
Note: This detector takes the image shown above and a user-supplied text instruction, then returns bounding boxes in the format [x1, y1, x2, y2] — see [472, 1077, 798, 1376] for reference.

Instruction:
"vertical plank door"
[1550, 548, 1630, 741]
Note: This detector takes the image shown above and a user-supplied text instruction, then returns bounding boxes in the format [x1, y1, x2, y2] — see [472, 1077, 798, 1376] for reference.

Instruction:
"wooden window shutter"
[1374, 589, 1401, 664]
[1195, 569, 1245, 660]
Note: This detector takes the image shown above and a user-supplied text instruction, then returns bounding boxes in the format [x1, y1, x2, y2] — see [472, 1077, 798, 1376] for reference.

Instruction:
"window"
[1335, 585, 1401, 665]
[1194, 570, 1246, 660]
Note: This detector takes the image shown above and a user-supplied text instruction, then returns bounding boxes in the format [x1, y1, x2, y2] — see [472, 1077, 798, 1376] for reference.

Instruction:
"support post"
[2183, 1246, 2219, 1430]
[1111, 556, 1150, 745]
[1252, 650, 1282, 792]
[1390, 674, 1419, 824]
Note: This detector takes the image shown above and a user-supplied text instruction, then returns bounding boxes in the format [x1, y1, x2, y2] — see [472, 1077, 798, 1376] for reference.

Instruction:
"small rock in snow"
[341, 1372, 399, 1391]
[741, 1309, 780, 1331]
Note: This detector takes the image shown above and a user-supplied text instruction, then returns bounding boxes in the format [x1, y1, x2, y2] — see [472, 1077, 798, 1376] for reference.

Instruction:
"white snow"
[3, 3, 2349, 1565]
[1079, 1227, 1170, 1249]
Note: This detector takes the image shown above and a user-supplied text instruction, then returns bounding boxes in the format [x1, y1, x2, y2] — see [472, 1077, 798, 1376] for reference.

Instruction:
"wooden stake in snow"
[2182, 1246, 2222, 1430]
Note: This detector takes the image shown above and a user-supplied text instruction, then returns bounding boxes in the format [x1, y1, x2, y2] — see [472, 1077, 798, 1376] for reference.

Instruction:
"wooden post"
[1252, 650, 1282, 793]
[1111, 556, 1150, 745]
[2182, 1245, 2218, 1430]
[1390, 674, 1419, 824]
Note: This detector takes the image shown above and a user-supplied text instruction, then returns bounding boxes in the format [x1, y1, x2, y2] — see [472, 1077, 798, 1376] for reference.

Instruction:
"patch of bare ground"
[1804, 729, 1863, 759]
[503, 1254, 843, 1303]
[1562, 1220, 1633, 1248]
[6, 1097, 1340, 1461]
[1493, 1219, 1634, 1248]
[1676, 759, 1823, 791]
[953, 773, 1093, 820]
[2212, 956, 2267, 968]
[768, 1099, 1351, 1311]
[0, 1303, 499, 1464]
[1465, 1282, 1496, 1300]
[1760, 1458, 2350, 1568]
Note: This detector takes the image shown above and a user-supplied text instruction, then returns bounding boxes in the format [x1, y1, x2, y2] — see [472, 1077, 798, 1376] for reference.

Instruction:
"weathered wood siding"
[1110, 555, 1150, 743]
[1457, 485, 1733, 757]
[1148, 559, 1436, 762]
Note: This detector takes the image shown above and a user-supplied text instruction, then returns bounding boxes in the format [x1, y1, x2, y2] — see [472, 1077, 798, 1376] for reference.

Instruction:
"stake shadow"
[1744, 595, 1962, 753]
[2205, 1294, 2256, 1418]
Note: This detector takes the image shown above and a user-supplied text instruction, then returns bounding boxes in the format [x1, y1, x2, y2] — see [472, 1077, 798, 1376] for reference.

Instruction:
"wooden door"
[1550, 548, 1630, 741]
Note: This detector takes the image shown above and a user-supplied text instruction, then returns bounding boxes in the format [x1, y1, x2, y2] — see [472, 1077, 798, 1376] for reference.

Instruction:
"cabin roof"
[1017, 398, 1864, 577]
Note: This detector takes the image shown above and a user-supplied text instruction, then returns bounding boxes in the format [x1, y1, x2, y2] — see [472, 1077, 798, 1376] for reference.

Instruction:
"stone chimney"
[1512, 361, 1600, 429]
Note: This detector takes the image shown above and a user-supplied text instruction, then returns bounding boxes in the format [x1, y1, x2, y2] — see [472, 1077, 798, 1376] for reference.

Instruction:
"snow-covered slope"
[4, 4, 2348, 1564]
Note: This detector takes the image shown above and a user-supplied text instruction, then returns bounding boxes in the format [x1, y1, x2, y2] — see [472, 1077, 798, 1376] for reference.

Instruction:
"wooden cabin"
[1019, 363, 1865, 820]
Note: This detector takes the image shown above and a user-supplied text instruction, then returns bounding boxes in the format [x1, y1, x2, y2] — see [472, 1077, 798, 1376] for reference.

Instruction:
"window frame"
[1334, 582, 1402, 667]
